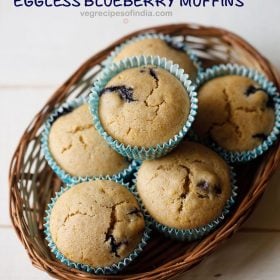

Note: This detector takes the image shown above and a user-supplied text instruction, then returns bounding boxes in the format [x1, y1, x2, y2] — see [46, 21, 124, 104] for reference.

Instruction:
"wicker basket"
[9, 23, 280, 280]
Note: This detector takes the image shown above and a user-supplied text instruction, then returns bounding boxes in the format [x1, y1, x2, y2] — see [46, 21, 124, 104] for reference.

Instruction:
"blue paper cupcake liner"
[102, 32, 203, 80]
[44, 177, 152, 274]
[41, 97, 138, 184]
[89, 55, 198, 160]
[196, 64, 280, 162]
[132, 162, 238, 242]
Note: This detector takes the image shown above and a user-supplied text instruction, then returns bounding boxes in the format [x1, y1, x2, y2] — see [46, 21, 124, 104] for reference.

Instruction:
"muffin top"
[99, 66, 190, 147]
[49, 104, 129, 177]
[50, 180, 145, 267]
[136, 141, 231, 229]
[194, 75, 275, 152]
[114, 38, 198, 81]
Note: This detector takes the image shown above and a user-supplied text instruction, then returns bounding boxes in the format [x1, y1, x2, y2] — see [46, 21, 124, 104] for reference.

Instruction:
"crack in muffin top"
[113, 38, 198, 81]
[194, 75, 275, 152]
[50, 180, 145, 267]
[99, 66, 190, 147]
[136, 141, 231, 229]
[49, 104, 129, 177]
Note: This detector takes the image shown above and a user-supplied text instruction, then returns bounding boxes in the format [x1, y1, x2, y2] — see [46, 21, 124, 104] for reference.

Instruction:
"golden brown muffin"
[48, 104, 129, 177]
[99, 66, 190, 147]
[194, 75, 275, 152]
[136, 141, 231, 229]
[114, 38, 198, 81]
[50, 180, 145, 267]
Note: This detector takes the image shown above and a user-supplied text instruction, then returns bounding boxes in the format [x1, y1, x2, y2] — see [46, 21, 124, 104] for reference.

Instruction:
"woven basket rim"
[9, 23, 280, 280]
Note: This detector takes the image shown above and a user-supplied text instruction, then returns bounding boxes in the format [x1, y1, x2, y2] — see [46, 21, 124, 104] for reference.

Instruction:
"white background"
[1, 0, 280, 279]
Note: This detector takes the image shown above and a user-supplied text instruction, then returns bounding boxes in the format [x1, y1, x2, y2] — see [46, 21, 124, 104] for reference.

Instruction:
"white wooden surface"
[1, 0, 280, 279]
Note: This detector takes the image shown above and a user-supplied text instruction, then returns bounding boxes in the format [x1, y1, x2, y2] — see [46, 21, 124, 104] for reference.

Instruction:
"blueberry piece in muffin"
[100, 86, 136, 103]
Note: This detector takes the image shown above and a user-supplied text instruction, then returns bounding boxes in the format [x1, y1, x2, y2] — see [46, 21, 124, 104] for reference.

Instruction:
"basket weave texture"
[9, 23, 280, 280]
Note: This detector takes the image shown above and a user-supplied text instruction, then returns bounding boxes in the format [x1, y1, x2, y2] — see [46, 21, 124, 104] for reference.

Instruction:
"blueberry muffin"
[136, 141, 231, 229]
[98, 66, 190, 147]
[194, 75, 275, 152]
[49, 180, 145, 267]
[48, 104, 129, 177]
[113, 38, 198, 81]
